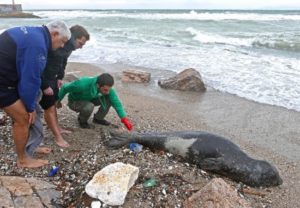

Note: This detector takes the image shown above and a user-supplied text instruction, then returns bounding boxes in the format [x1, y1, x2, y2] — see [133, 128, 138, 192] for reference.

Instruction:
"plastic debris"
[48, 166, 59, 177]
[143, 178, 157, 188]
[128, 143, 143, 153]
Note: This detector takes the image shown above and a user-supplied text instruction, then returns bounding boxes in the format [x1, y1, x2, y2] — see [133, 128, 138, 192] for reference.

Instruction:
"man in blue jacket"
[0, 21, 71, 168]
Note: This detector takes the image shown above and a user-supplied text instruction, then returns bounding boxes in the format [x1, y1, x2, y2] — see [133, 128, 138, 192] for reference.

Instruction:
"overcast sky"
[2, 0, 300, 10]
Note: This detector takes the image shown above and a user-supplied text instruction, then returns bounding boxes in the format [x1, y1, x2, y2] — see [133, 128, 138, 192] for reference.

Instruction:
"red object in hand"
[121, 118, 133, 131]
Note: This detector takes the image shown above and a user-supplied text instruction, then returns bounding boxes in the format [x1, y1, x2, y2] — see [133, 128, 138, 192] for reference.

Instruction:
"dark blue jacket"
[0, 26, 51, 112]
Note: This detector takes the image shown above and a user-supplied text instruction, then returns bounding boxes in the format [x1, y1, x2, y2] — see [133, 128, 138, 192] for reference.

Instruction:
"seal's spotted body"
[108, 131, 282, 187]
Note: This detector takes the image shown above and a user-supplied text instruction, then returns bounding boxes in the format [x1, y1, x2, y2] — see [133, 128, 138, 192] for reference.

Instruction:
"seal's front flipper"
[109, 129, 130, 137]
[198, 157, 225, 172]
[105, 136, 131, 149]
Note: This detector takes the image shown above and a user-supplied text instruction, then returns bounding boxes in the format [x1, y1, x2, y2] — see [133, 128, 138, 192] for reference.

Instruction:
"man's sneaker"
[78, 117, 90, 129]
[93, 117, 111, 126]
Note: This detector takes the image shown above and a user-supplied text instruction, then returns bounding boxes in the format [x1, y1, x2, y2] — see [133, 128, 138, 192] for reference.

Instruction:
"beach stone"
[0, 110, 6, 125]
[13, 196, 44, 208]
[184, 178, 250, 208]
[158, 68, 206, 92]
[0, 176, 33, 196]
[122, 70, 151, 83]
[91, 201, 102, 208]
[0, 186, 14, 208]
[85, 162, 139, 206]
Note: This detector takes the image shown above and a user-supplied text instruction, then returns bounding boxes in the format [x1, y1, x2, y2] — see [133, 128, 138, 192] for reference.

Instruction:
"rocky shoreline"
[0, 12, 39, 18]
[0, 62, 299, 207]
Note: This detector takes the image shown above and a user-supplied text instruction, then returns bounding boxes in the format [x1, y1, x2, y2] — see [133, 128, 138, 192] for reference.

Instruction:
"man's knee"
[4, 100, 29, 127]
[81, 102, 94, 114]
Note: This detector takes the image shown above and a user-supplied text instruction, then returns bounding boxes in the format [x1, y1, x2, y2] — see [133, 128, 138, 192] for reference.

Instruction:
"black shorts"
[0, 87, 19, 108]
[39, 87, 59, 110]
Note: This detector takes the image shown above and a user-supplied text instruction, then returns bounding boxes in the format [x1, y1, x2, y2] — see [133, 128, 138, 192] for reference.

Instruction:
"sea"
[1, 10, 300, 111]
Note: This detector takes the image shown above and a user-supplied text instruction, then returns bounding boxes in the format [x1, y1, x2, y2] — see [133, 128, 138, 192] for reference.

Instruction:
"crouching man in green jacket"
[57, 73, 133, 130]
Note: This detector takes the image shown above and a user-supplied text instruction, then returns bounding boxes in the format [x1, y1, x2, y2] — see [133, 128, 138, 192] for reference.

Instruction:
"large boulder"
[158, 68, 206, 92]
[85, 162, 139, 206]
[122, 70, 151, 83]
[184, 178, 250, 208]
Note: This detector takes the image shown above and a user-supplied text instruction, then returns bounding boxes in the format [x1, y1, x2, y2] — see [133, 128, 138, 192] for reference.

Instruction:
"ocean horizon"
[1, 9, 299, 111]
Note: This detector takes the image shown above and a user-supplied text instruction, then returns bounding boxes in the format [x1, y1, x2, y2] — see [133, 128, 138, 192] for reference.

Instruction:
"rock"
[0, 176, 33, 196]
[13, 196, 44, 208]
[0, 110, 6, 125]
[0, 12, 40, 18]
[37, 189, 62, 207]
[85, 162, 139, 206]
[26, 177, 56, 190]
[184, 178, 250, 208]
[158, 68, 206, 92]
[0, 186, 14, 208]
[64, 73, 79, 82]
[0, 176, 61, 207]
[91, 201, 102, 208]
[122, 70, 151, 83]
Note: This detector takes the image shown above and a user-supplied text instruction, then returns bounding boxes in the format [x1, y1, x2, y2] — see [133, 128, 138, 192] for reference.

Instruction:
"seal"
[107, 131, 282, 187]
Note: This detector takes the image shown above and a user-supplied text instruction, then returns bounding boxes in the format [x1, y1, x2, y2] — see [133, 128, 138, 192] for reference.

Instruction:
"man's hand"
[121, 118, 133, 131]
[28, 110, 36, 125]
[56, 101, 62, 109]
[57, 79, 63, 88]
[43, 87, 54, 96]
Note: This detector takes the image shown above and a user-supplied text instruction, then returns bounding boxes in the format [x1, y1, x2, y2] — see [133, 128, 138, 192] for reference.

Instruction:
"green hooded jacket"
[58, 76, 126, 118]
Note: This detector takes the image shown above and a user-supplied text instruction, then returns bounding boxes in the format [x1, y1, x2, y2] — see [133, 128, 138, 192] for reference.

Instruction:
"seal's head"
[249, 160, 283, 187]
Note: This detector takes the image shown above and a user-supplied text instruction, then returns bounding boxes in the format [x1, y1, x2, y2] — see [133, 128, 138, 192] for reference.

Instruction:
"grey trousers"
[68, 96, 111, 123]
[25, 103, 44, 156]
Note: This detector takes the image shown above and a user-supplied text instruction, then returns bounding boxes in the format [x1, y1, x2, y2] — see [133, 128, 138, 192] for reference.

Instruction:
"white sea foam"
[186, 27, 253, 47]
[32, 10, 300, 21]
[185, 27, 300, 51]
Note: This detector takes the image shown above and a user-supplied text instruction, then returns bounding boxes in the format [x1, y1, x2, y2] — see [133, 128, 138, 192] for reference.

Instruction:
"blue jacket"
[0, 26, 51, 112]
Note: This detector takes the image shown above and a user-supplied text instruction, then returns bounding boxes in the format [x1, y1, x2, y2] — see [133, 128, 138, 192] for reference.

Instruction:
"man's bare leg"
[4, 100, 48, 168]
[44, 105, 70, 147]
[54, 107, 73, 134]
[59, 127, 73, 134]
[35, 146, 52, 154]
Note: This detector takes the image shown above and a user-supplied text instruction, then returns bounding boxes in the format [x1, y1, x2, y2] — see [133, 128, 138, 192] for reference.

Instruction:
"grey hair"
[46, 20, 71, 40]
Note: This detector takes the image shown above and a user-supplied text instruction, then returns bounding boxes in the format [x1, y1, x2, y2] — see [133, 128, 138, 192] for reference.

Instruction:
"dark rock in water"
[158, 68, 206, 92]
[0, 12, 40, 18]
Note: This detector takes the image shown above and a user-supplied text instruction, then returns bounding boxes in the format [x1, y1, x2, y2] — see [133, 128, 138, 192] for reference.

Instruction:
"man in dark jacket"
[38, 25, 89, 148]
[0, 21, 71, 168]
